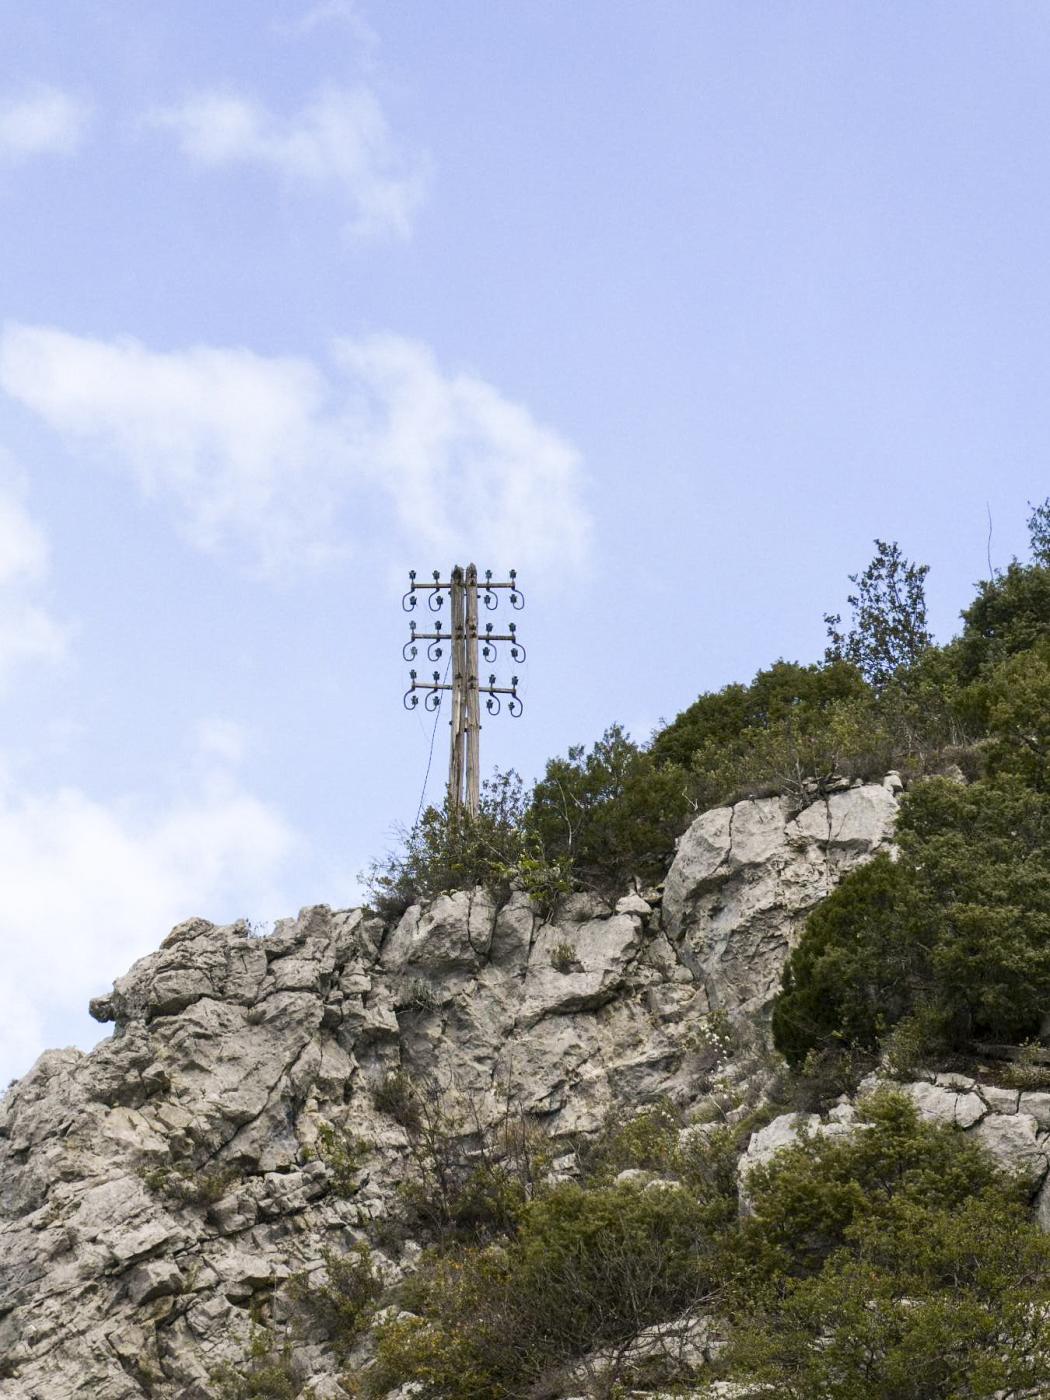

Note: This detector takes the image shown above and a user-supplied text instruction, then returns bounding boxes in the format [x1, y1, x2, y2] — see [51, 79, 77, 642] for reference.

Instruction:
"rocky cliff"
[0, 780, 901, 1397]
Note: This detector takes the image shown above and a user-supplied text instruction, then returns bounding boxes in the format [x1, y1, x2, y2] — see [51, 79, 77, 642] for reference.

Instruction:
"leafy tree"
[771, 853, 915, 1069]
[647, 659, 899, 813]
[980, 638, 1050, 791]
[873, 640, 973, 760]
[824, 539, 931, 689]
[956, 556, 1050, 682]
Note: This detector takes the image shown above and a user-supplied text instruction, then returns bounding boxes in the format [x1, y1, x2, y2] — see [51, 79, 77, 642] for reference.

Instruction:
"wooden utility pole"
[464, 564, 482, 814]
[402, 564, 525, 816]
[447, 566, 467, 809]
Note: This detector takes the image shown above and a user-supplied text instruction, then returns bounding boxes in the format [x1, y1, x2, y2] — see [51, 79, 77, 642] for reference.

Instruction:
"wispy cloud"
[274, 0, 378, 48]
[0, 465, 67, 687]
[0, 86, 91, 161]
[0, 324, 591, 577]
[152, 84, 426, 241]
[194, 717, 249, 767]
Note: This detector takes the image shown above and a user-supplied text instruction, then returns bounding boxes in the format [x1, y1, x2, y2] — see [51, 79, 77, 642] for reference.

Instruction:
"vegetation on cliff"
[325, 1092, 1050, 1398]
[370, 498, 1048, 913]
[775, 502, 1050, 1070]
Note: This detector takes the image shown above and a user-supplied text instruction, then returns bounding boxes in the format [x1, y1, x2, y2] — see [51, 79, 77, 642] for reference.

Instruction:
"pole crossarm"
[402, 669, 522, 716]
[402, 568, 524, 612]
[401, 562, 526, 814]
[403, 621, 525, 664]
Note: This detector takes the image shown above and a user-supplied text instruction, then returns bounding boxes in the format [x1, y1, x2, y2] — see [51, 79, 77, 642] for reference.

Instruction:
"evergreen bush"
[774, 775, 1050, 1066]
[724, 1093, 1050, 1399]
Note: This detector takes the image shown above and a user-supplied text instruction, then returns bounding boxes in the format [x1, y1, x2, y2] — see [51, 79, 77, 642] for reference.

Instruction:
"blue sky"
[0, 0, 1047, 1082]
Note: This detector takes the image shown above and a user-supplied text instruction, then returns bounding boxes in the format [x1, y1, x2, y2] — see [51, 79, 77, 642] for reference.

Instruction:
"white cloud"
[0, 323, 591, 576]
[195, 717, 249, 767]
[0, 86, 90, 161]
[0, 760, 297, 1085]
[274, 0, 378, 47]
[153, 84, 426, 241]
[0, 470, 67, 687]
[0, 326, 338, 572]
[335, 334, 591, 571]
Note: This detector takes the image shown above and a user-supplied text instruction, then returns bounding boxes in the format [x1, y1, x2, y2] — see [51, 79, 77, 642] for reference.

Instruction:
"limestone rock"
[0, 890, 715, 1395]
[971, 1112, 1049, 1182]
[127, 1257, 183, 1305]
[899, 1079, 987, 1130]
[664, 781, 898, 1013]
[737, 1108, 857, 1190]
[0, 775, 970, 1399]
[739, 1112, 822, 1178]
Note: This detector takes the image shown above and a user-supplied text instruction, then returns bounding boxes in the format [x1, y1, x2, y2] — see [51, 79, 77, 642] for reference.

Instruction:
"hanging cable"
[416, 651, 451, 827]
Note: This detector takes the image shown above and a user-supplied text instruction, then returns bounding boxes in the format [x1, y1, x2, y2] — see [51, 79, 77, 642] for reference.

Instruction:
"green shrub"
[140, 1160, 239, 1208]
[402, 979, 438, 1012]
[1030, 495, 1050, 565]
[371, 1180, 718, 1398]
[364, 771, 528, 917]
[289, 1244, 381, 1362]
[774, 774, 1050, 1065]
[979, 637, 1050, 791]
[650, 658, 870, 771]
[731, 1092, 1012, 1286]
[526, 677, 907, 896]
[647, 652, 965, 815]
[210, 1327, 298, 1400]
[772, 853, 914, 1068]
[876, 640, 975, 761]
[686, 691, 891, 811]
[997, 1041, 1050, 1091]
[728, 1194, 1050, 1399]
[772, 1044, 870, 1114]
[369, 1094, 1050, 1400]
[369, 1247, 513, 1400]
[527, 723, 692, 892]
[724, 1094, 1050, 1399]
[388, 1084, 552, 1243]
[366, 770, 572, 918]
[957, 557, 1050, 682]
[577, 1098, 685, 1182]
[314, 1123, 370, 1197]
[549, 941, 575, 972]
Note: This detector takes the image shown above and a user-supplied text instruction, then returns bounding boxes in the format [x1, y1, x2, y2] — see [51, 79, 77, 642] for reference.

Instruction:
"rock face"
[0, 782, 898, 1397]
[664, 778, 899, 1012]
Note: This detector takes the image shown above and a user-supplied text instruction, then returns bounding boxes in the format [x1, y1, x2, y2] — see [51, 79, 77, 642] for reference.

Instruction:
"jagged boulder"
[664, 778, 899, 1013]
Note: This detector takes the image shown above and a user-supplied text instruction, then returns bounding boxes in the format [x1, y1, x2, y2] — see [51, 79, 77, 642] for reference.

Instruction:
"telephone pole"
[402, 564, 525, 815]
